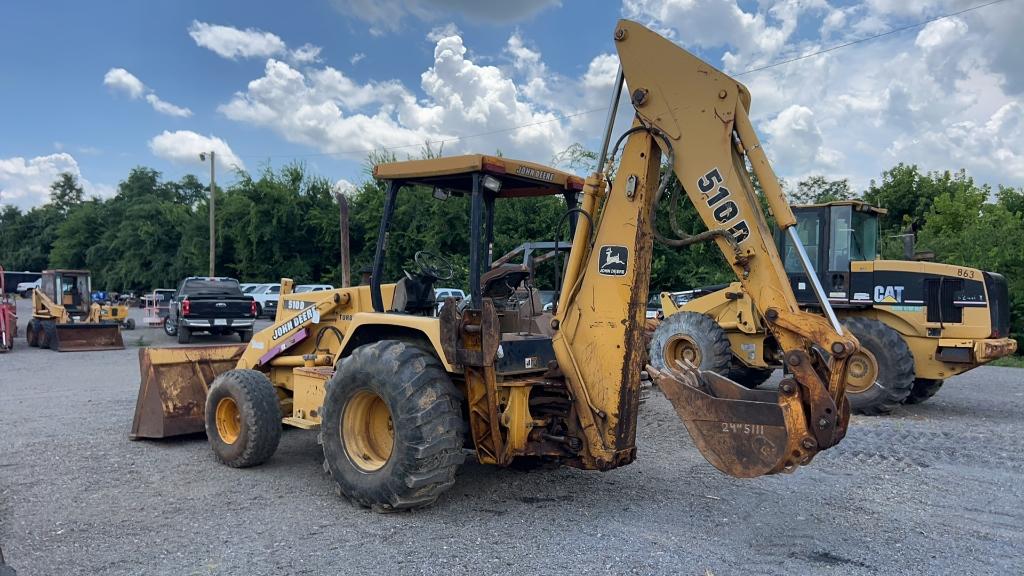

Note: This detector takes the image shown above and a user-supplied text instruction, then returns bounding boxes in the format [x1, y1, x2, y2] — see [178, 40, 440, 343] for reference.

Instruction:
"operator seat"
[391, 275, 435, 315]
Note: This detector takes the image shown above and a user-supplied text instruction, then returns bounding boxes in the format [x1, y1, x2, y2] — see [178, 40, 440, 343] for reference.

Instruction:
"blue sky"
[1, 1, 1021, 209]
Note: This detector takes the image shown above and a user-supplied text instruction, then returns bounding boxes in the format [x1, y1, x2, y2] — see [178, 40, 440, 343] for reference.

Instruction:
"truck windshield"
[829, 206, 878, 271]
[182, 279, 243, 296]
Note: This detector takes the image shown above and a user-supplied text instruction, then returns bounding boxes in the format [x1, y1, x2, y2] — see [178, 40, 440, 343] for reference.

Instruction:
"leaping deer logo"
[603, 247, 624, 267]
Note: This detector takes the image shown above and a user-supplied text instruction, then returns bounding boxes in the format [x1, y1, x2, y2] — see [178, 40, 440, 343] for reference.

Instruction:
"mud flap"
[648, 361, 815, 478]
[53, 323, 124, 352]
[129, 345, 246, 439]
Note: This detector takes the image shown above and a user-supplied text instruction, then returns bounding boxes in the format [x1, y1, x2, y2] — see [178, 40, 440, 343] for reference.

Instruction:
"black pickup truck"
[163, 277, 257, 344]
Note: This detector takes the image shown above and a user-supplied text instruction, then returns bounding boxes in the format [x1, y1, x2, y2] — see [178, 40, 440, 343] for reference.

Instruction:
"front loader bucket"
[53, 323, 124, 352]
[648, 361, 818, 478]
[129, 345, 245, 440]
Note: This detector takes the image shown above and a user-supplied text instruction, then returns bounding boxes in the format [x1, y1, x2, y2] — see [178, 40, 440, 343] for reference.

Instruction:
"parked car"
[294, 284, 334, 293]
[249, 283, 281, 318]
[163, 277, 256, 344]
[239, 283, 261, 294]
[433, 288, 466, 314]
[16, 278, 40, 298]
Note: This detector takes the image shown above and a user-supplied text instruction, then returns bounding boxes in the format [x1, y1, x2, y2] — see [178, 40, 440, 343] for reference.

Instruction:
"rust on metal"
[53, 324, 124, 352]
[129, 344, 245, 439]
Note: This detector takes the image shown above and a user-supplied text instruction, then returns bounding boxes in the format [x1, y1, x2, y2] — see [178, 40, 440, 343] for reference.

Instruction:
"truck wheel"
[648, 312, 732, 376]
[177, 325, 192, 344]
[321, 340, 465, 511]
[25, 320, 39, 347]
[726, 360, 775, 389]
[205, 369, 282, 467]
[254, 303, 263, 318]
[239, 330, 252, 343]
[904, 378, 944, 404]
[843, 317, 915, 415]
[163, 316, 177, 336]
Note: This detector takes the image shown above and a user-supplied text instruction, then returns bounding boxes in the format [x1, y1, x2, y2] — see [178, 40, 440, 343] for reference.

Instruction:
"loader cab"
[42, 269, 93, 314]
[370, 155, 582, 318]
[776, 201, 884, 307]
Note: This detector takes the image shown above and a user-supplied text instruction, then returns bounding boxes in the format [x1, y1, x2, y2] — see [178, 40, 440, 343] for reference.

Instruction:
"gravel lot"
[2, 297, 1023, 575]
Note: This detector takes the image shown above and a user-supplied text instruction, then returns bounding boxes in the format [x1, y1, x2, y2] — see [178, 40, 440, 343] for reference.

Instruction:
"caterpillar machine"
[653, 200, 1017, 415]
[130, 20, 861, 510]
[25, 269, 125, 351]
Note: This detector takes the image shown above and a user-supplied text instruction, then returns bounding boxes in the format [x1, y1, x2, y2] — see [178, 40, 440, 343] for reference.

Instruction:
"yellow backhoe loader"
[25, 269, 125, 352]
[653, 200, 1016, 414]
[130, 20, 861, 510]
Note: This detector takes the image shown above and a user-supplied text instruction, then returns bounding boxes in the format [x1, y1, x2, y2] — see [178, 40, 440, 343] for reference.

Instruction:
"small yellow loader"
[131, 20, 864, 511]
[653, 200, 1017, 414]
[25, 269, 125, 352]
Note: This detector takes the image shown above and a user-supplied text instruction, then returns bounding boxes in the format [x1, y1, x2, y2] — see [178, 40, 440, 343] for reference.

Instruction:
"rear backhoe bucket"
[648, 361, 816, 478]
[53, 323, 124, 352]
[129, 345, 245, 439]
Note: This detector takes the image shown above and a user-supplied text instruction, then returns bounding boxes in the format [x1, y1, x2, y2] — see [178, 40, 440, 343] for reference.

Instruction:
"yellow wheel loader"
[130, 20, 863, 510]
[25, 269, 125, 352]
[654, 200, 1017, 415]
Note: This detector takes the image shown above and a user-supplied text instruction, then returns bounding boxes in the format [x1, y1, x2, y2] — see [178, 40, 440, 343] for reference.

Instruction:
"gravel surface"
[2, 297, 1023, 575]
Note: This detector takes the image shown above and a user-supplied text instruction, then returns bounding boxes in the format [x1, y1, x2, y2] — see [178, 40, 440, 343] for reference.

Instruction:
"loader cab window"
[827, 206, 879, 272]
[782, 210, 824, 274]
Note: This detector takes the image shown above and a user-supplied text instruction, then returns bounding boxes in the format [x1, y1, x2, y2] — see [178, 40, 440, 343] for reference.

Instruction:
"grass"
[132, 336, 150, 347]
[990, 355, 1024, 368]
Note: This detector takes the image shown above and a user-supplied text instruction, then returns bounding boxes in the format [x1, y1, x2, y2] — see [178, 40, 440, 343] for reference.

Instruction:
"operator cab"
[776, 200, 884, 308]
[41, 269, 94, 316]
[371, 155, 583, 375]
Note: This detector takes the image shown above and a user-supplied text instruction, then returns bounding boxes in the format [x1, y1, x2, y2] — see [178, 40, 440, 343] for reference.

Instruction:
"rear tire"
[205, 369, 282, 468]
[239, 330, 252, 343]
[904, 378, 944, 404]
[254, 303, 263, 318]
[843, 317, 915, 415]
[39, 321, 57, 349]
[648, 312, 732, 375]
[26, 320, 39, 347]
[726, 359, 775, 389]
[177, 325, 192, 344]
[321, 340, 465, 511]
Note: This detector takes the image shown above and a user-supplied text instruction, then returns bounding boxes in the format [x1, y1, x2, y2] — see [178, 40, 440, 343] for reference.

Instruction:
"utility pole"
[336, 192, 351, 287]
[200, 151, 216, 277]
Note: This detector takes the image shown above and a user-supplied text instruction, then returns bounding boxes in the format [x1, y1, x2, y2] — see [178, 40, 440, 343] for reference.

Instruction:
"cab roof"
[794, 199, 888, 216]
[372, 154, 584, 198]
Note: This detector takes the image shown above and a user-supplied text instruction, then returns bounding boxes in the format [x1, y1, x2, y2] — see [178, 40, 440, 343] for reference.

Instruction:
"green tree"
[49, 172, 84, 215]
[789, 175, 853, 204]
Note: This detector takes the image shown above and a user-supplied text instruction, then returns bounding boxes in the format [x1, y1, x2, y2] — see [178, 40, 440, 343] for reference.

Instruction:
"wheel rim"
[215, 397, 242, 445]
[342, 390, 394, 472]
[845, 348, 879, 394]
[664, 334, 702, 369]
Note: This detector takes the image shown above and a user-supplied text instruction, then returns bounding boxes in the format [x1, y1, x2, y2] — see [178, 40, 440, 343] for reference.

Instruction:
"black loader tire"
[163, 316, 177, 337]
[39, 321, 57, 350]
[25, 320, 39, 348]
[124, 318, 136, 330]
[648, 311, 732, 375]
[726, 359, 775, 389]
[177, 325, 192, 344]
[904, 378, 944, 404]
[844, 317, 915, 415]
[205, 369, 282, 467]
[321, 340, 465, 511]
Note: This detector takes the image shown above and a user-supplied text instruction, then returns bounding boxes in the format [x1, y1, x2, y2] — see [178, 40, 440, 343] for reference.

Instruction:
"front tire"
[123, 318, 136, 330]
[726, 359, 775, 389]
[648, 311, 732, 375]
[321, 340, 466, 511]
[205, 369, 282, 467]
[904, 378, 943, 404]
[843, 317, 915, 415]
[163, 316, 177, 337]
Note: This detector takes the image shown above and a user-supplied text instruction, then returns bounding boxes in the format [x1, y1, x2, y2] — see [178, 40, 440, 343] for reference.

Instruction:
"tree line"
[1, 158, 1021, 346]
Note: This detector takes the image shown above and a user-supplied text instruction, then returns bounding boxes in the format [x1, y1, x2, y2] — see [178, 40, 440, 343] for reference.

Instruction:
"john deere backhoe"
[130, 20, 862, 510]
[25, 269, 125, 352]
[653, 200, 1016, 415]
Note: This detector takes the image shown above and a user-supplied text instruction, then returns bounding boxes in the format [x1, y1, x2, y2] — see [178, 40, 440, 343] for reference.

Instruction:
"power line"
[242, 0, 1011, 163]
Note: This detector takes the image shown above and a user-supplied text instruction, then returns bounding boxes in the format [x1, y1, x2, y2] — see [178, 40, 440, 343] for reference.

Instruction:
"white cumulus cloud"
[103, 67, 192, 117]
[148, 131, 244, 170]
[188, 21, 287, 60]
[0, 153, 112, 210]
[330, 0, 561, 35]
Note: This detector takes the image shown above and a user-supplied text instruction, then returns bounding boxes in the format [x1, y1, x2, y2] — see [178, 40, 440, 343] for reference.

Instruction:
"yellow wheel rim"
[342, 390, 394, 472]
[845, 348, 879, 394]
[665, 334, 702, 368]
[215, 397, 242, 445]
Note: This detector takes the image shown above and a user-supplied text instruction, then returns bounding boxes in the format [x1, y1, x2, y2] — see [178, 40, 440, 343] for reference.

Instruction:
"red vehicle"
[0, 265, 17, 352]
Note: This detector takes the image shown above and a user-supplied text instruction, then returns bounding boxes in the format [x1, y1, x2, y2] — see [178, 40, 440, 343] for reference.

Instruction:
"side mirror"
[432, 187, 451, 201]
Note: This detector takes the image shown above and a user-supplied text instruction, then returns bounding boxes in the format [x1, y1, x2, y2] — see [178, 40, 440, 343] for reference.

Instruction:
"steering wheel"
[413, 250, 455, 280]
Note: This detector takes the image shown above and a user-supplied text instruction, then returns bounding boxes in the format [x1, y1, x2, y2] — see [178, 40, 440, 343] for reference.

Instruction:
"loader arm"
[550, 20, 858, 477]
